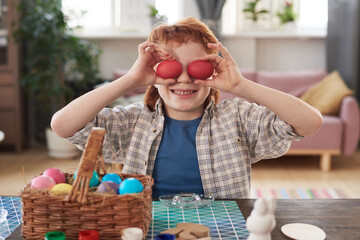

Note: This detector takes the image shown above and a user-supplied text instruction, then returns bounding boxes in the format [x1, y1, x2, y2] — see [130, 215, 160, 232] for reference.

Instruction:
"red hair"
[144, 17, 220, 111]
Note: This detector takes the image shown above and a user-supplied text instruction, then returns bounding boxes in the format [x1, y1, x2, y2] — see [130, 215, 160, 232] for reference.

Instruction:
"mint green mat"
[146, 201, 249, 239]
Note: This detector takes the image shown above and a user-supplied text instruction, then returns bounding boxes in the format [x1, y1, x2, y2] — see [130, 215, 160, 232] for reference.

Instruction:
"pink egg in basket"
[43, 168, 66, 184]
[30, 175, 56, 190]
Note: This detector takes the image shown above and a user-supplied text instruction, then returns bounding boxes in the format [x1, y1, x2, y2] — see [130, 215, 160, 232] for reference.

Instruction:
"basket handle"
[66, 127, 106, 203]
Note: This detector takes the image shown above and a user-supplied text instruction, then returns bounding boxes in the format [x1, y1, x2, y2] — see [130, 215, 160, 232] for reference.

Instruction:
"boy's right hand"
[126, 41, 176, 88]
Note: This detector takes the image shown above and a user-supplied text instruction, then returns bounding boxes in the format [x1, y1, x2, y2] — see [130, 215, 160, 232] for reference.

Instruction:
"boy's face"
[155, 41, 211, 120]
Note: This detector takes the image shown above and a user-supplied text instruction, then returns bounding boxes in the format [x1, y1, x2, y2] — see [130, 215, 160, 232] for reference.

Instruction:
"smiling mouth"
[171, 90, 197, 95]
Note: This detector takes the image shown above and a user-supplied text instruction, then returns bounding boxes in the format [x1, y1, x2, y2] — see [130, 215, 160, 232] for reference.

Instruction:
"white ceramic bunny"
[246, 197, 276, 240]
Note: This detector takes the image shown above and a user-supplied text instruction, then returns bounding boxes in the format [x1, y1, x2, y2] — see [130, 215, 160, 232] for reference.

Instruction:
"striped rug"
[250, 188, 348, 199]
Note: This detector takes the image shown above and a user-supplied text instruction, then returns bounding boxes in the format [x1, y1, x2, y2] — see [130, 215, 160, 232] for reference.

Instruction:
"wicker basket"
[21, 128, 153, 239]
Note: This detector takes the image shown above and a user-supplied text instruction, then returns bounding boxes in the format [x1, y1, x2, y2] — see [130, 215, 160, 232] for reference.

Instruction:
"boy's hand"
[126, 41, 176, 88]
[195, 42, 246, 95]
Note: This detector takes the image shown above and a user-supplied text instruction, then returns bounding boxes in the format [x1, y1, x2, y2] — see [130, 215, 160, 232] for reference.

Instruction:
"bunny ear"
[254, 198, 268, 215]
[266, 197, 277, 213]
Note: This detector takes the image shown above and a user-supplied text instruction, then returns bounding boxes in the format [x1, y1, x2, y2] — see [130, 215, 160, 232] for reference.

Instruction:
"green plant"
[148, 4, 159, 18]
[243, 0, 269, 22]
[12, 0, 102, 111]
[277, 0, 297, 24]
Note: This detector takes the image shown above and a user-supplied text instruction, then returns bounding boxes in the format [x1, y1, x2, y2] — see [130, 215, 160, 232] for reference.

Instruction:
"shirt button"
[236, 138, 241, 143]
[152, 129, 157, 133]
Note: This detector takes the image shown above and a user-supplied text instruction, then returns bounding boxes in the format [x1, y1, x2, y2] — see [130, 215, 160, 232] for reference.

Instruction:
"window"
[298, 0, 328, 30]
[62, 0, 154, 32]
[222, 0, 328, 34]
[62, 0, 114, 29]
[62, 0, 328, 36]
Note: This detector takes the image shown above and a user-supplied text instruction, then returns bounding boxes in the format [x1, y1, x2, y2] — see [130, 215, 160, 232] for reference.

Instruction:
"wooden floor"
[251, 150, 360, 198]
[0, 145, 359, 197]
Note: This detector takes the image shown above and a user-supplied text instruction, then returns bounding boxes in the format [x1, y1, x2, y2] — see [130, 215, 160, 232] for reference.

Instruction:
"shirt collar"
[154, 98, 215, 118]
[154, 98, 164, 116]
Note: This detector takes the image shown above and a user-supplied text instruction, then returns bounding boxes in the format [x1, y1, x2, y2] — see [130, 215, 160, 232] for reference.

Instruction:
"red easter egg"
[156, 60, 182, 79]
[187, 60, 214, 80]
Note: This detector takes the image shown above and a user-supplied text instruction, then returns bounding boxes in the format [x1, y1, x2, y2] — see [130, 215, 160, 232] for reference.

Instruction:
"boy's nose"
[176, 71, 193, 83]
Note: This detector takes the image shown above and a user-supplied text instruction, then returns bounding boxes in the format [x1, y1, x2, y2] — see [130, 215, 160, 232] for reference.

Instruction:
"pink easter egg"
[30, 175, 56, 190]
[43, 168, 66, 184]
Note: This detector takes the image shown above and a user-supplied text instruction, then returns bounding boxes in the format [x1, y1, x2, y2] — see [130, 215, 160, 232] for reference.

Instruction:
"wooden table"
[237, 199, 360, 239]
[7, 199, 360, 239]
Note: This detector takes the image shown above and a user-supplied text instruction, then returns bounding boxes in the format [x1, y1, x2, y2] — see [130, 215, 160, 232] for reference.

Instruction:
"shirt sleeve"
[238, 99, 304, 164]
[66, 103, 143, 163]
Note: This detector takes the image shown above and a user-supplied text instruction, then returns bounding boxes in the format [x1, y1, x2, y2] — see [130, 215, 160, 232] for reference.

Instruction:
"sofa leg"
[320, 153, 331, 171]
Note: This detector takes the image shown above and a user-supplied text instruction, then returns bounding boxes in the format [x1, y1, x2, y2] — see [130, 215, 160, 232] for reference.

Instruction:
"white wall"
[92, 36, 326, 80]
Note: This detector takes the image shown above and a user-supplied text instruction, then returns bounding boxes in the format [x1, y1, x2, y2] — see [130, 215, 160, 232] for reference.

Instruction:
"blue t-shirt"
[152, 113, 204, 198]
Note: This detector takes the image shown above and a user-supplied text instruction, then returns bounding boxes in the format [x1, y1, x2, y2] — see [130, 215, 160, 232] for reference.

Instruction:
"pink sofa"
[220, 69, 360, 171]
[113, 68, 360, 171]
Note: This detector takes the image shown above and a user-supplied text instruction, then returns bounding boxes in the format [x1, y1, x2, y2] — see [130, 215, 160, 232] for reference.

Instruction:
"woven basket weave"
[21, 128, 153, 239]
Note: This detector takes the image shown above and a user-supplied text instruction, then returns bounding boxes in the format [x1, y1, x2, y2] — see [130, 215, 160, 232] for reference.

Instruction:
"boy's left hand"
[195, 42, 245, 95]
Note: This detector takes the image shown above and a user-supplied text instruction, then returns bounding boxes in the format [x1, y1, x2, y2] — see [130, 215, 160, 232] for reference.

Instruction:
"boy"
[51, 18, 322, 199]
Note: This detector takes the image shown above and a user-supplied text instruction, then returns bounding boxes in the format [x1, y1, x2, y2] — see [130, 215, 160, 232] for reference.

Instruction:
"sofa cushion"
[300, 70, 354, 115]
[290, 116, 342, 150]
[257, 69, 328, 97]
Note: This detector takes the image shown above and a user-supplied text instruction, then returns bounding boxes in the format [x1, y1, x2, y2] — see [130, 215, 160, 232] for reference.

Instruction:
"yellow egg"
[50, 183, 73, 195]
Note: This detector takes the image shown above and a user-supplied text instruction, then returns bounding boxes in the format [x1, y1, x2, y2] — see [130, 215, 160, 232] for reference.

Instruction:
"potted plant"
[243, 0, 269, 23]
[12, 0, 103, 158]
[277, 0, 297, 30]
[147, 4, 167, 26]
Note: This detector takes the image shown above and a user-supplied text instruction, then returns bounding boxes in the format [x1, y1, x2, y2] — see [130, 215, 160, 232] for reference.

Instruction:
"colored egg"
[97, 181, 119, 194]
[50, 183, 73, 195]
[74, 170, 99, 188]
[43, 168, 66, 184]
[187, 60, 214, 80]
[119, 178, 143, 195]
[31, 175, 56, 190]
[157, 60, 182, 79]
[101, 173, 122, 185]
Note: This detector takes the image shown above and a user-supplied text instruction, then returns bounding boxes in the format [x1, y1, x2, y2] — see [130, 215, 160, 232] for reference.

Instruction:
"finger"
[155, 77, 177, 86]
[138, 41, 155, 55]
[208, 42, 235, 62]
[198, 54, 223, 68]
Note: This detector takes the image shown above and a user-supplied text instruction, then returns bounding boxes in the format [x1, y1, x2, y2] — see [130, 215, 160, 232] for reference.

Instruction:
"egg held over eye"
[156, 60, 183, 79]
[187, 60, 214, 80]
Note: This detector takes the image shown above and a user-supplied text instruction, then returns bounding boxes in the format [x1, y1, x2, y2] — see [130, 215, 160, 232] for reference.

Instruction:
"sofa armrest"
[339, 96, 360, 155]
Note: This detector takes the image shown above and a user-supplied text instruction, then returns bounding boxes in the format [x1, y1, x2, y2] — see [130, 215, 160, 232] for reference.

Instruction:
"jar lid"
[155, 233, 176, 240]
[122, 227, 143, 240]
[45, 231, 66, 240]
[78, 230, 100, 240]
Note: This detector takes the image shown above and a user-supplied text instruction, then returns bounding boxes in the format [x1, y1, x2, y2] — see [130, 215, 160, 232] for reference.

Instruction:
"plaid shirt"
[67, 98, 303, 199]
